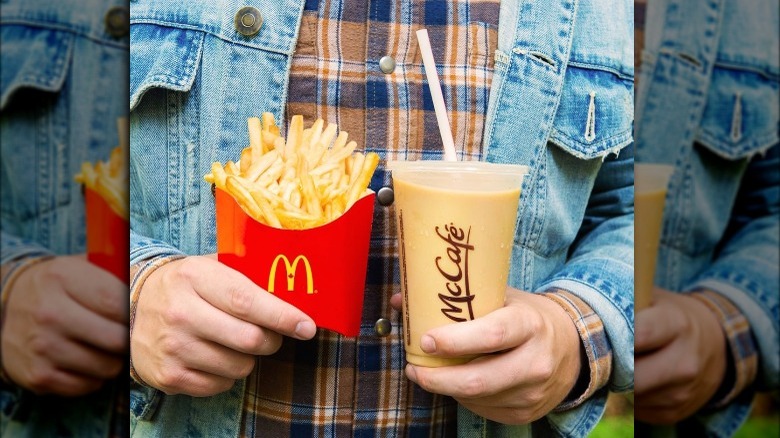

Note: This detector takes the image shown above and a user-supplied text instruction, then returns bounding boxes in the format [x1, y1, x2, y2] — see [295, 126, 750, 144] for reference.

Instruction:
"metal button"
[235, 6, 263, 37]
[374, 318, 392, 337]
[104, 6, 129, 38]
[379, 56, 396, 74]
[377, 187, 394, 206]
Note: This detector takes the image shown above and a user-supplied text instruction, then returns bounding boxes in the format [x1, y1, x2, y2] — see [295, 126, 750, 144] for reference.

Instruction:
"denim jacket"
[636, 0, 779, 436]
[129, 0, 634, 436]
[0, 0, 128, 437]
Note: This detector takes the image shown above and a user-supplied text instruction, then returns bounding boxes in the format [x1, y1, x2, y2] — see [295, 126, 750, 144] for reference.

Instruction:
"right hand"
[1, 255, 128, 396]
[131, 255, 317, 396]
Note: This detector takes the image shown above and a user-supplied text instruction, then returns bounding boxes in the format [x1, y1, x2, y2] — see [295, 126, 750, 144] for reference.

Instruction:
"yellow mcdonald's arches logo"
[268, 254, 314, 294]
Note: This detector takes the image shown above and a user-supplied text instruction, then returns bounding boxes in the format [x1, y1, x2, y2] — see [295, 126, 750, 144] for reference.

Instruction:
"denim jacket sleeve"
[687, 144, 779, 385]
[539, 144, 635, 395]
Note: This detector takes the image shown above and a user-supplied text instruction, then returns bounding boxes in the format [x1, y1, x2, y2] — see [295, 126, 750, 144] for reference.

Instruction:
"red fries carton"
[216, 188, 375, 337]
[85, 187, 129, 283]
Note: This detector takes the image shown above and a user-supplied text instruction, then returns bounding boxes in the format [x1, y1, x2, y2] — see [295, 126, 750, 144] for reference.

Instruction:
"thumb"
[635, 302, 683, 353]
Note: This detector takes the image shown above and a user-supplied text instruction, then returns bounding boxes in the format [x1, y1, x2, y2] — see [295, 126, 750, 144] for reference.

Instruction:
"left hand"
[390, 288, 582, 424]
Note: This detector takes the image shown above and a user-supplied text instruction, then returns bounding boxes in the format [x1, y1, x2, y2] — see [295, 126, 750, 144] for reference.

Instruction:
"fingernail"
[420, 335, 436, 353]
[295, 321, 316, 339]
[405, 364, 418, 382]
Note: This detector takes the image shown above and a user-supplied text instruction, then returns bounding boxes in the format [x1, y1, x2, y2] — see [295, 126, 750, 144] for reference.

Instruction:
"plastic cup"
[634, 164, 674, 311]
[387, 161, 528, 367]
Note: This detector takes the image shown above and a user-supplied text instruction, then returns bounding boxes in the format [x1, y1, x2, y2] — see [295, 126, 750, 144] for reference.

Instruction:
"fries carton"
[216, 188, 375, 337]
[85, 187, 129, 283]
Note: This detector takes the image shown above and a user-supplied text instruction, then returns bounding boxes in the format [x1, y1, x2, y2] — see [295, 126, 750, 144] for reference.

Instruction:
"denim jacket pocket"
[1, 25, 74, 220]
[548, 65, 634, 160]
[130, 24, 204, 112]
[0, 25, 73, 109]
[695, 65, 780, 160]
[130, 23, 205, 221]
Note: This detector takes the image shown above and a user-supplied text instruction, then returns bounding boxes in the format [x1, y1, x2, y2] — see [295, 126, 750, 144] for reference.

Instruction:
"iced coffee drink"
[388, 161, 527, 367]
[635, 164, 674, 311]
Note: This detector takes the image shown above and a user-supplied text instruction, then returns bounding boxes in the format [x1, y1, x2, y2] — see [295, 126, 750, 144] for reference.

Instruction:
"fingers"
[46, 338, 124, 380]
[57, 297, 128, 355]
[59, 256, 129, 324]
[187, 298, 283, 355]
[390, 293, 402, 311]
[405, 349, 535, 400]
[175, 339, 257, 380]
[181, 257, 316, 339]
[457, 401, 544, 425]
[421, 306, 536, 357]
[25, 367, 104, 397]
[635, 304, 685, 354]
[634, 345, 688, 394]
[153, 367, 236, 397]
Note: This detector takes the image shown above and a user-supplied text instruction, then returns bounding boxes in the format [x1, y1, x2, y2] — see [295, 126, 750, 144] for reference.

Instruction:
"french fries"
[206, 113, 379, 229]
[75, 118, 129, 219]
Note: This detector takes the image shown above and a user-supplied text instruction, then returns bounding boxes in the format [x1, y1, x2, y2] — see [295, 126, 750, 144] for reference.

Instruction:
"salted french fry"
[290, 189, 302, 209]
[248, 117, 263, 155]
[79, 162, 98, 186]
[285, 115, 304, 158]
[240, 148, 252, 174]
[349, 152, 365, 184]
[327, 140, 357, 164]
[95, 177, 127, 218]
[318, 123, 337, 149]
[225, 160, 240, 176]
[204, 173, 215, 183]
[275, 208, 321, 230]
[256, 157, 284, 187]
[262, 112, 276, 131]
[274, 136, 286, 159]
[109, 146, 122, 177]
[245, 149, 279, 182]
[309, 119, 324, 146]
[225, 176, 266, 223]
[300, 174, 322, 218]
[345, 152, 379, 208]
[211, 162, 228, 189]
[249, 189, 282, 228]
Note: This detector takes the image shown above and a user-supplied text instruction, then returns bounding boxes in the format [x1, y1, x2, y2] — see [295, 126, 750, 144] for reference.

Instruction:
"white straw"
[416, 29, 458, 162]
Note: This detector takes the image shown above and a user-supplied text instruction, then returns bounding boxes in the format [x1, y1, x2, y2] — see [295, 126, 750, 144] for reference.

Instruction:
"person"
[129, 0, 634, 436]
[0, 0, 129, 436]
[634, 0, 779, 435]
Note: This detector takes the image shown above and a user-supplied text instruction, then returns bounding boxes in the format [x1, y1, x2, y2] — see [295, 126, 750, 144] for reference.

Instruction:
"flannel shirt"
[128, 0, 618, 435]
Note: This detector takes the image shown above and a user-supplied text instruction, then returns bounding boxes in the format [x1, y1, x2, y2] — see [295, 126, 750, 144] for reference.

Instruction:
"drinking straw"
[416, 29, 458, 162]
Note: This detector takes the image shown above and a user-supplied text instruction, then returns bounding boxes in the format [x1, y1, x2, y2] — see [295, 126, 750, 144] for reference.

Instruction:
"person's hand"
[635, 289, 727, 424]
[131, 255, 317, 396]
[390, 288, 582, 424]
[1, 255, 128, 396]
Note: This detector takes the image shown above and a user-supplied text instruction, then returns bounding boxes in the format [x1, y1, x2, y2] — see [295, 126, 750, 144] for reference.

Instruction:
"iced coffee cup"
[387, 161, 528, 367]
[635, 164, 674, 311]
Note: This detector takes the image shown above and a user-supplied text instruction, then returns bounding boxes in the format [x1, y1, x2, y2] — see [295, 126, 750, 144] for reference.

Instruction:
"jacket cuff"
[129, 254, 186, 387]
[542, 289, 613, 411]
[689, 290, 758, 408]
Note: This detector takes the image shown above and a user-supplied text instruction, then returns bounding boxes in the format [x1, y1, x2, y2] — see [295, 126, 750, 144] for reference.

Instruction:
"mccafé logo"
[268, 255, 314, 294]
[435, 223, 475, 322]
